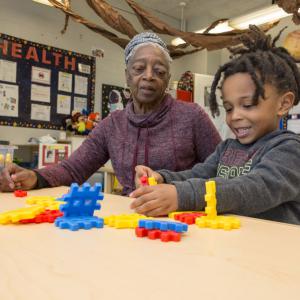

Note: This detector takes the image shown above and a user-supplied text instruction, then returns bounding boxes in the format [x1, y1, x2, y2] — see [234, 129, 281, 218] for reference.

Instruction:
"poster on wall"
[0, 59, 17, 83]
[101, 84, 131, 119]
[31, 84, 50, 103]
[32, 66, 51, 85]
[58, 72, 73, 93]
[0, 83, 19, 117]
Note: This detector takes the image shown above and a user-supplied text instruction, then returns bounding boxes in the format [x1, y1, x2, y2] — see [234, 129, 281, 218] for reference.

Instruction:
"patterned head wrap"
[124, 32, 170, 65]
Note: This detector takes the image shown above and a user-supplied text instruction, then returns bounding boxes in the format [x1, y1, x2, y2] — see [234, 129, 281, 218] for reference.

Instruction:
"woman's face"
[125, 44, 171, 105]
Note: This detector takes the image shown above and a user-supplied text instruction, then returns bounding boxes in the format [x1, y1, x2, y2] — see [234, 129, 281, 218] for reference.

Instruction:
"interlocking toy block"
[135, 227, 181, 242]
[26, 196, 64, 210]
[140, 176, 149, 186]
[195, 180, 241, 230]
[168, 211, 198, 219]
[204, 181, 217, 218]
[104, 213, 150, 229]
[19, 209, 63, 224]
[14, 190, 27, 197]
[55, 182, 104, 231]
[195, 216, 241, 230]
[138, 219, 188, 233]
[173, 212, 207, 225]
[55, 216, 104, 231]
[148, 177, 157, 186]
[0, 205, 45, 224]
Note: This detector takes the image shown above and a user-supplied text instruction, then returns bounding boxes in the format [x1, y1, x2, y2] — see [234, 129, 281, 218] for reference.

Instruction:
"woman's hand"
[134, 165, 164, 188]
[129, 184, 178, 217]
[0, 163, 38, 192]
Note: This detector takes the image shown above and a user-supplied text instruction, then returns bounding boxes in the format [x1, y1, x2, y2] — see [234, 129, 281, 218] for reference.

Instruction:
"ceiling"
[134, 0, 273, 22]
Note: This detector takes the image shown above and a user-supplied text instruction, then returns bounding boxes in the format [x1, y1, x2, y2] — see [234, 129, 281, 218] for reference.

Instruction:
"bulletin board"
[0, 33, 95, 130]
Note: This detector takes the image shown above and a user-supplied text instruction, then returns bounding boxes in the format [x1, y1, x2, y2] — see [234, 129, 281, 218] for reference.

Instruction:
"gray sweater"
[159, 130, 300, 225]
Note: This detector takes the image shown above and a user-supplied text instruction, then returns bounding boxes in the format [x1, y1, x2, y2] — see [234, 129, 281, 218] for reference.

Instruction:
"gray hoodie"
[158, 130, 300, 225]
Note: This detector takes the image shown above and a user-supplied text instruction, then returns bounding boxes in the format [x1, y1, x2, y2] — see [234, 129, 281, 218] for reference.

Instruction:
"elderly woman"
[0, 32, 221, 195]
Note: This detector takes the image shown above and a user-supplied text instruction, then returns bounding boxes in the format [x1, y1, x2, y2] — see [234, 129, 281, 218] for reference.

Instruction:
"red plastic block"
[174, 212, 206, 225]
[135, 227, 148, 237]
[19, 210, 63, 224]
[135, 227, 181, 242]
[14, 190, 27, 197]
[140, 176, 149, 186]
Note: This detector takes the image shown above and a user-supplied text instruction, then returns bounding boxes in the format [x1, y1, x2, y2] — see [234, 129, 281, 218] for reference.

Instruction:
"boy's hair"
[209, 25, 300, 117]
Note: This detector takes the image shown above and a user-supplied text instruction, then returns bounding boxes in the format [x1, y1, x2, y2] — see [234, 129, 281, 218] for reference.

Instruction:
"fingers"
[129, 186, 151, 199]
[1, 167, 16, 190]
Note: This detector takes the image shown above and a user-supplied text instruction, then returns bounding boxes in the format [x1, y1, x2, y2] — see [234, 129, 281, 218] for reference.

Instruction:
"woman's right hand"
[0, 163, 38, 192]
[134, 165, 164, 188]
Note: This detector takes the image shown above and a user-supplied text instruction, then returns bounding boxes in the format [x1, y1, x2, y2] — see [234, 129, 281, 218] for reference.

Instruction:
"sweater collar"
[125, 94, 174, 128]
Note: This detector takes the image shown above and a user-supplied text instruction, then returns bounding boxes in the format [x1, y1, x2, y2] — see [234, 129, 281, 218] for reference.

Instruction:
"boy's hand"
[134, 165, 164, 188]
[129, 184, 178, 217]
[0, 163, 37, 192]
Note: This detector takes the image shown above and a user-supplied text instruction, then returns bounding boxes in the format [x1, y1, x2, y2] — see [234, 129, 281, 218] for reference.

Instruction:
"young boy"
[130, 26, 300, 225]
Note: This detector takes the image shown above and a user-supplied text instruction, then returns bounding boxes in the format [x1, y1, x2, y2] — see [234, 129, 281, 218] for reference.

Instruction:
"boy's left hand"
[129, 184, 178, 217]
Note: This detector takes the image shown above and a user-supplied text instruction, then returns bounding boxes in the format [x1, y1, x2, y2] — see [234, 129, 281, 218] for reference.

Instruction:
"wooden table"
[1, 187, 300, 300]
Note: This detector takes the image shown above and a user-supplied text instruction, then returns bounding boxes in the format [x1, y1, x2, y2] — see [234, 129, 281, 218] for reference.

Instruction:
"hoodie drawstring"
[169, 108, 178, 171]
[131, 127, 150, 186]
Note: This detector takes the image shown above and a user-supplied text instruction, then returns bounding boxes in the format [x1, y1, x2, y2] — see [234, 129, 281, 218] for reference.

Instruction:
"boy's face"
[222, 73, 287, 144]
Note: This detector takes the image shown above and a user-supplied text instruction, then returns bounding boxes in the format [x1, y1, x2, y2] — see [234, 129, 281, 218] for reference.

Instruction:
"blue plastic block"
[138, 219, 188, 233]
[59, 182, 103, 217]
[55, 216, 104, 231]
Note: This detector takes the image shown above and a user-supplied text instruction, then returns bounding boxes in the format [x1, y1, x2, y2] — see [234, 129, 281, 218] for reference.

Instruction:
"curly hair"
[209, 25, 300, 117]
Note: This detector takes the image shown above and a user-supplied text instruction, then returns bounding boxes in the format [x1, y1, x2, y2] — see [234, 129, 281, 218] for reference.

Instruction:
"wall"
[0, 0, 181, 144]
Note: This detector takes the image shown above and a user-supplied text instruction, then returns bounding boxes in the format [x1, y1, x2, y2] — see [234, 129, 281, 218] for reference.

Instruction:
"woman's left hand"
[129, 184, 178, 217]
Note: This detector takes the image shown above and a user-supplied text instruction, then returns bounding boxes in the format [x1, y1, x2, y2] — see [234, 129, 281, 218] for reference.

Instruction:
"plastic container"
[0, 145, 17, 170]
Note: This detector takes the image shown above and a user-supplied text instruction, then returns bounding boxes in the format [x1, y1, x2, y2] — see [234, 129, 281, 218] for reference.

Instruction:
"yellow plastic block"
[26, 196, 64, 210]
[195, 215, 241, 230]
[104, 214, 150, 229]
[148, 177, 157, 186]
[205, 180, 216, 195]
[0, 205, 45, 224]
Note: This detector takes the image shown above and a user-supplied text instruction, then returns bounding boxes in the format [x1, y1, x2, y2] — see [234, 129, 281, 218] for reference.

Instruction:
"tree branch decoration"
[48, 0, 278, 59]
[276, 0, 300, 25]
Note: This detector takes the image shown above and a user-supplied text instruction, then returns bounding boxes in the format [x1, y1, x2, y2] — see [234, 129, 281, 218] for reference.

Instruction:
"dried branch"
[61, 0, 71, 34]
[276, 0, 300, 24]
[48, 0, 129, 48]
[86, 0, 138, 38]
[48, 0, 279, 59]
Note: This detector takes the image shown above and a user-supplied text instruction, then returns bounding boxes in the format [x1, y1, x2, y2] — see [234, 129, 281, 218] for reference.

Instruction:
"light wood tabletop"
[0, 187, 300, 300]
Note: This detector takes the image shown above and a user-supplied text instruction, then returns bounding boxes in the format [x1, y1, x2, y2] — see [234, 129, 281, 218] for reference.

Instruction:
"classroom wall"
[0, 0, 181, 144]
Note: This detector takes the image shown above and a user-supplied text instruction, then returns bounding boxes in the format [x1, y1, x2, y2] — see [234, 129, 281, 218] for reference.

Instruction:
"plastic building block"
[58, 182, 103, 217]
[138, 219, 188, 233]
[26, 196, 64, 210]
[195, 216, 241, 230]
[135, 227, 181, 242]
[148, 177, 157, 186]
[55, 216, 104, 231]
[194, 180, 241, 230]
[204, 180, 217, 218]
[55, 182, 104, 231]
[173, 212, 207, 225]
[104, 213, 150, 229]
[0, 205, 45, 224]
[140, 176, 149, 186]
[168, 211, 198, 219]
[19, 209, 63, 224]
[14, 190, 27, 197]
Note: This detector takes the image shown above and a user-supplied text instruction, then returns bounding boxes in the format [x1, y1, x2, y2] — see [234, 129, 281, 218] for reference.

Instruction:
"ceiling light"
[171, 21, 234, 46]
[228, 4, 290, 30]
